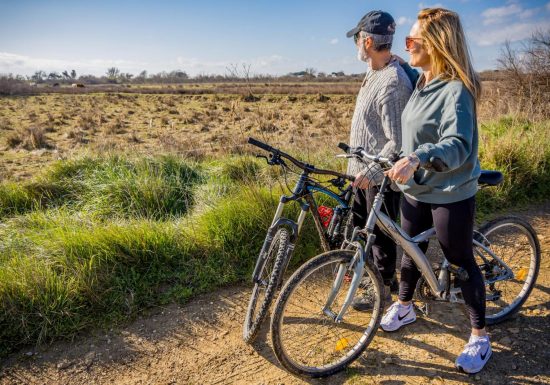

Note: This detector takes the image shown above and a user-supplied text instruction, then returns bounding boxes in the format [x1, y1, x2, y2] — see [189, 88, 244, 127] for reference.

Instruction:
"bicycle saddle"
[478, 170, 503, 186]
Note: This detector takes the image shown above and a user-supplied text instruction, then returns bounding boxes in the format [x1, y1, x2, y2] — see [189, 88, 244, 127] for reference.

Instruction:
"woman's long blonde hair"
[418, 8, 481, 100]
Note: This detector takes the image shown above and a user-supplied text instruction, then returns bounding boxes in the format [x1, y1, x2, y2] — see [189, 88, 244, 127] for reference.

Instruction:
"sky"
[1, 0, 549, 77]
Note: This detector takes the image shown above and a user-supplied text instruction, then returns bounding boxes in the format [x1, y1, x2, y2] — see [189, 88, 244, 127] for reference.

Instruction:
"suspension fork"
[322, 235, 376, 322]
[321, 180, 391, 321]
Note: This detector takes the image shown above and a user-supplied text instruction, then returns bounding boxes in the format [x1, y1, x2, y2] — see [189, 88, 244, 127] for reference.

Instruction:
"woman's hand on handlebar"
[385, 153, 419, 184]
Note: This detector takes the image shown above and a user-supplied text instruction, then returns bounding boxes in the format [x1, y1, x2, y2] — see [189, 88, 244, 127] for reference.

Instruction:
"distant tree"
[497, 29, 550, 117]
[171, 70, 189, 81]
[31, 70, 46, 83]
[61, 70, 71, 81]
[70, 69, 77, 79]
[106, 67, 120, 83]
[119, 73, 134, 82]
[304, 67, 317, 77]
[47, 72, 62, 81]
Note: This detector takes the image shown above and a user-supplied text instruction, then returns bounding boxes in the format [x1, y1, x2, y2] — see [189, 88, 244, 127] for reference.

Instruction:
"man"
[345, 10, 418, 310]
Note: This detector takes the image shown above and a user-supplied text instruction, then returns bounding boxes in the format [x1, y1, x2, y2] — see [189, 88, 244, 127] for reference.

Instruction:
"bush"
[0, 155, 204, 220]
[477, 117, 550, 216]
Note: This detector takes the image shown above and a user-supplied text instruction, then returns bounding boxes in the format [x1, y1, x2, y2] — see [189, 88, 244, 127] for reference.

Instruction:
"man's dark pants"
[351, 185, 401, 285]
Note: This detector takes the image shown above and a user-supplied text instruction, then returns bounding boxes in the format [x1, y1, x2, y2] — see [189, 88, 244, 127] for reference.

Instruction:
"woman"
[380, 8, 489, 374]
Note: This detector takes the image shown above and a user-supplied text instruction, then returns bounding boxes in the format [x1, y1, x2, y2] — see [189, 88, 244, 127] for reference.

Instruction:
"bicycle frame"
[323, 174, 516, 322]
[251, 170, 353, 284]
[322, 170, 514, 322]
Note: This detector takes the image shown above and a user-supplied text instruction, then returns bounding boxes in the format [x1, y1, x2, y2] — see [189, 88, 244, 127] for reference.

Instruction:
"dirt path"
[1, 204, 549, 385]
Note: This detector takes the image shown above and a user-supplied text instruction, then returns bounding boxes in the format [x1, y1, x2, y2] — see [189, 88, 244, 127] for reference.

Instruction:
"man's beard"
[357, 43, 369, 62]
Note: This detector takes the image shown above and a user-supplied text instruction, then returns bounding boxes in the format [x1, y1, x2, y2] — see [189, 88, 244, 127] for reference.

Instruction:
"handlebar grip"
[248, 137, 274, 152]
[338, 142, 350, 153]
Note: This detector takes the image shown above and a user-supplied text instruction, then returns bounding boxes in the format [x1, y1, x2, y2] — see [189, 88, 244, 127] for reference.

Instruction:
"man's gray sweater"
[347, 59, 414, 183]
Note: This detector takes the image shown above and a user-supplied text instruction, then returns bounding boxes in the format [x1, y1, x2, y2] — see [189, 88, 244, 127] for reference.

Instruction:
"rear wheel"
[475, 216, 541, 325]
[270, 249, 383, 378]
[243, 228, 290, 343]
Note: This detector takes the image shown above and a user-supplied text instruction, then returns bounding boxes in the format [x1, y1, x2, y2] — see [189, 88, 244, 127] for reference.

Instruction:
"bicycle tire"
[270, 249, 384, 378]
[476, 216, 541, 325]
[243, 228, 290, 343]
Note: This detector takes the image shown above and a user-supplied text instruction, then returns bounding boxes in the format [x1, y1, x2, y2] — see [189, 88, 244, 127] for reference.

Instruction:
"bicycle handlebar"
[248, 137, 355, 182]
[338, 142, 397, 166]
[338, 142, 448, 172]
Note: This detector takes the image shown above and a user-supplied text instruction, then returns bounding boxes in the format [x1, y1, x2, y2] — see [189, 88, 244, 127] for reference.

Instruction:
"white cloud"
[481, 3, 521, 19]
[396, 16, 413, 26]
[481, 1, 549, 26]
[175, 54, 289, 75]
[519, 9, 536, 19]
[476, 20, 550, 46]
[175, 56, 228, 69]
[477, 0, 550, 39]
[329, 38, 339, 45]
[254, 55, 286, 68]
[0, 52, 147, 75]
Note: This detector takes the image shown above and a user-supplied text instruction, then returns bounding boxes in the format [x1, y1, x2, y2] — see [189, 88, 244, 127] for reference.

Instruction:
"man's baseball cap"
[346, 10, 396, 37]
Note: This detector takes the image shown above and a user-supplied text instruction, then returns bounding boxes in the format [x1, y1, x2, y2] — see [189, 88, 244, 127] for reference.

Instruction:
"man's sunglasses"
[405, 36, 423, 49]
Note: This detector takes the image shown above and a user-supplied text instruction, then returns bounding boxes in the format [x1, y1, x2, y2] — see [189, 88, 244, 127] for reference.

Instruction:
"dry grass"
[6, 126, 52, 150]
[0, 91, 354, 179]
[0, 80, 545, 180]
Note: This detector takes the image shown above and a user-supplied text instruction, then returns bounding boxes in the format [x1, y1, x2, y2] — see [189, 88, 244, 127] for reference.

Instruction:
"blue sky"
[1, 0, 549, 77]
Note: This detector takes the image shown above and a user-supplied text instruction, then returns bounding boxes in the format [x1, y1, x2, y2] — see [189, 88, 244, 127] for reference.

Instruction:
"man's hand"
[352, 169, 374, 189]
[385, 153, 420, 184]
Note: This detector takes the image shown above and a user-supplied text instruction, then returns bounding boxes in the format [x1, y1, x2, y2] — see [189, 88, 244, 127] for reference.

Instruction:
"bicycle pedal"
[414, 302, 430, 317]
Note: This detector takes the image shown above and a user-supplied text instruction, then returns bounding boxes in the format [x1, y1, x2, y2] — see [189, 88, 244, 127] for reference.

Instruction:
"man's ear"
[364, 36, 372, 49]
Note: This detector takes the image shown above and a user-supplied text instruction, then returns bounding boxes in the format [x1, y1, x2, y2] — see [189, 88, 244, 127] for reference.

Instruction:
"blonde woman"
[381, 8, 489, 373]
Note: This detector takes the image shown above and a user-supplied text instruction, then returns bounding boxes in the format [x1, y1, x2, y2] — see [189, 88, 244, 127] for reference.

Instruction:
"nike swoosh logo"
[480, 347, 489, 360]
[398, 310, 410, 321]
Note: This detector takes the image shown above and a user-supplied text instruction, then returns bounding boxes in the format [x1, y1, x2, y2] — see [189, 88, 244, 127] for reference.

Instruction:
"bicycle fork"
[321, 187, 386, 322]
[251, 199, 308, 283]
[322, 237, 373, 322]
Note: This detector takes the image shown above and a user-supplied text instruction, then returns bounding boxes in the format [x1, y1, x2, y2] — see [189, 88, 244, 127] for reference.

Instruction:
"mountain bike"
[242, 137, 356, 343]
[270, 144, 541, 378]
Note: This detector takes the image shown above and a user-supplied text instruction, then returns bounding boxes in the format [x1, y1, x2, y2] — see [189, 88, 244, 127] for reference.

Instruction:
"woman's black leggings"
[399, 195, 486, 329]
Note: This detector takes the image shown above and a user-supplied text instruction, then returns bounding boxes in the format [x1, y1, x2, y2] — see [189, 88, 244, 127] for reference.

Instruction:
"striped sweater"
[347, 59, 414, 184]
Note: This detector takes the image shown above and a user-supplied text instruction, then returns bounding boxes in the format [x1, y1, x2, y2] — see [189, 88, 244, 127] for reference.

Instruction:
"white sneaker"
[380, 301, 416, 332]
[455, 335, 492, 374]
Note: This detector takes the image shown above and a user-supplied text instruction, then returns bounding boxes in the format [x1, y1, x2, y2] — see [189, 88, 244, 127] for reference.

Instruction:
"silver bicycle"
[269, 144, 541, 378]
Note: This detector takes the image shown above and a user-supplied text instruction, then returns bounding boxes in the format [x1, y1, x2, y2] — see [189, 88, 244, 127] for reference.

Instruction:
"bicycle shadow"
[250, 302, 549, 385]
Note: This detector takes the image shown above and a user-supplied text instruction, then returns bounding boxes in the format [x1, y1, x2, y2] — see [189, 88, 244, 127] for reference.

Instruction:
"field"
[0, 82, 549, 384]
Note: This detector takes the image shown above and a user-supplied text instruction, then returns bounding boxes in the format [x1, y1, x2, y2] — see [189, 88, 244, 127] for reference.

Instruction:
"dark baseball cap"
[346, 10, 396, 37]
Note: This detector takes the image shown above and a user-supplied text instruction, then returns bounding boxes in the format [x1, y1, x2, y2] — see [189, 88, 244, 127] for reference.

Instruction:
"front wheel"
[270, 250, 384, 378]
[475, 216, 541, 325]
[243, 228, 290, 343]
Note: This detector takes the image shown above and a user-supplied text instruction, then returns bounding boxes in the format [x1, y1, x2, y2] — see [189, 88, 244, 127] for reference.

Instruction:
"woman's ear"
[423, 42, 432, 56]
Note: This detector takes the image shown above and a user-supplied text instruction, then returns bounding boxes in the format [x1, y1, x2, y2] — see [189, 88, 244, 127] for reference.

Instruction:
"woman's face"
[406, 21, 431, 69]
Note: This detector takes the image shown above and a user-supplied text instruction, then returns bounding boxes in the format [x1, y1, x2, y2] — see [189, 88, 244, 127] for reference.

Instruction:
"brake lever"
[255, 154, 269, 164]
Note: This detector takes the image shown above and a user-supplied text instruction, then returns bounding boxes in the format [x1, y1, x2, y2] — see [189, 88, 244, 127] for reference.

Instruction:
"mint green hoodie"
[398, 76, 481, 204]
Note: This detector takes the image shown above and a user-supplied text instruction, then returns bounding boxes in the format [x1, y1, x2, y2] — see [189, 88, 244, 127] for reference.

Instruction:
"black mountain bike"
[243, 137, 356, 343]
